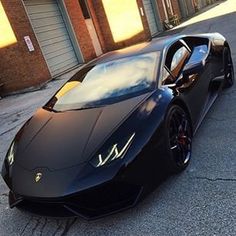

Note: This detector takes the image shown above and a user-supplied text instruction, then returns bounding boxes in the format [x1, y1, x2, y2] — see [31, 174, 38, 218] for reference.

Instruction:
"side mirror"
[183, 60, 205, 76]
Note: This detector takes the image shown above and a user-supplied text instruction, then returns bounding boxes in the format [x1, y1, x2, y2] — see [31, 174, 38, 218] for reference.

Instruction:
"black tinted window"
[170, 46, 190, 77]
[187, 45, 208, 65]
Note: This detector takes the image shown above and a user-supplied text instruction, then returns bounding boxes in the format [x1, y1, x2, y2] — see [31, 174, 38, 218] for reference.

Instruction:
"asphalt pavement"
[0, 0, 235, 235]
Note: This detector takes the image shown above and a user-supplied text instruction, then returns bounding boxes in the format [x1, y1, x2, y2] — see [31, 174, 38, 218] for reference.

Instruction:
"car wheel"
[165, 105, 192, 173]
[223, 48, 234, 88]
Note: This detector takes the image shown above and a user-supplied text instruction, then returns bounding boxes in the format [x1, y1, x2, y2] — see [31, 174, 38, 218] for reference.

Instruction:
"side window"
[170, 46, 190, 77]
[162, 43, 191, 85]
[187, 45, 208, 65]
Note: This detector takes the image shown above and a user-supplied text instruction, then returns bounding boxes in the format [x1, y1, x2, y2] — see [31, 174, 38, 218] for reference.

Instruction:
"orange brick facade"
[0, 0, 192, 95]
[171, 0, 182, 19]
[64, 0, 96, 61]
[156, 0, 182, 22]
[0, 0, 50, 94]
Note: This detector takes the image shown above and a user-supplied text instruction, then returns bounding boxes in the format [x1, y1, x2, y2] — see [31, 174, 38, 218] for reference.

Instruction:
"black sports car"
[2, 33, 234, 220]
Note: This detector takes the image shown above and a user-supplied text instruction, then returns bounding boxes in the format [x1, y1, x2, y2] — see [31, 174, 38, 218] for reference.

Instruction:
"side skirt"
[194, 93, 218, 135]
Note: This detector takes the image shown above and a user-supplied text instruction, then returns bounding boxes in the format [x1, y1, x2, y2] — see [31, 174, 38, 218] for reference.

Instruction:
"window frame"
[79, 0, 91, 19]
[161, 40, 191, 85]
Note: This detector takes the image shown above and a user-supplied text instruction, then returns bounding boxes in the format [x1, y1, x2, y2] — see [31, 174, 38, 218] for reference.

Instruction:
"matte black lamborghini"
[2, 33, 234, 219]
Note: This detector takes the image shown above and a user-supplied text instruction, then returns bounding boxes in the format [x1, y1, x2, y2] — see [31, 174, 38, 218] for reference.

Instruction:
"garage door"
[24, 0, 79, 76]
[142, 0, 158, 36]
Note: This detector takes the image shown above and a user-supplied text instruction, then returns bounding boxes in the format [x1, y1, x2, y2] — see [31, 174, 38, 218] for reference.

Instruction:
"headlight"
[90, 133, 135, 168]
[7, 142, 15, 166]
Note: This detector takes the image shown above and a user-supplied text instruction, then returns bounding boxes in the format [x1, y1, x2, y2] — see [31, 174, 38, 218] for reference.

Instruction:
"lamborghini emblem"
[35, 172, 42, 183]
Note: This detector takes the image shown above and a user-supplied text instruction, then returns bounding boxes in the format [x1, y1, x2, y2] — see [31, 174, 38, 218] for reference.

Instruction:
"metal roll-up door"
[142, 0, 158, 36]
[24, 0, 79, 76]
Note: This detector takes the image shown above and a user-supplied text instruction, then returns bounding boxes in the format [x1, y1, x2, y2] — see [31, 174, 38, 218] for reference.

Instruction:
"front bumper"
[9, 181, 143, 220]
[2, 157, 144, 219]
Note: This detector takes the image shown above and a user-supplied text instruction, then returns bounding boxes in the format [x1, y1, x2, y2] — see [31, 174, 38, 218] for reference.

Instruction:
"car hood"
[15, 93, 150, 170]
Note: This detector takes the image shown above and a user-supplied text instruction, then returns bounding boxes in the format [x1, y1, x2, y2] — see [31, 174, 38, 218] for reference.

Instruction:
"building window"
[79, 0, 90, 19]
[0, 2, 17, 48]
[102, 0, 144, 43]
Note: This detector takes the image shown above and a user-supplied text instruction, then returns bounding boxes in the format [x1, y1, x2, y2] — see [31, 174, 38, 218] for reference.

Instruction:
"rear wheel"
[223, 48, 234, 88]
[165, 105, 192, 173]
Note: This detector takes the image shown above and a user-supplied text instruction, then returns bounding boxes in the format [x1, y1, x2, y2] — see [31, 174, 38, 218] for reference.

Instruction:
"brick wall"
[156, 0, 167, 22]
[156, 0, 182, 22]
[0, 0, 50, 95]
[64, 0, 96, 62]
[138, 0, 152, 38]
[171, 0, 182, 19]
[87, 0, 107, 53]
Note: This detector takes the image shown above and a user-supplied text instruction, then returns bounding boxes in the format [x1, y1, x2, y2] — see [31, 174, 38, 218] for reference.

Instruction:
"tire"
[164, 105, 192, 174]
[223, 48, 234, 88]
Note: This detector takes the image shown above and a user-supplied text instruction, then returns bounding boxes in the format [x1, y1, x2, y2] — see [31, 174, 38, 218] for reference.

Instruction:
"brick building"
[0, 0, 214, 95]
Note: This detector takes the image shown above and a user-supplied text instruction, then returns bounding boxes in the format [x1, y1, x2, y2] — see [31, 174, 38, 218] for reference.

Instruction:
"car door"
[162, 39, 212, 129]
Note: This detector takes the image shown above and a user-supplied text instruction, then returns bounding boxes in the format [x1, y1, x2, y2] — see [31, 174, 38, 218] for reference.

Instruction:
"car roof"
[91, 35, 183, 65]
[88, 32, 218, 66]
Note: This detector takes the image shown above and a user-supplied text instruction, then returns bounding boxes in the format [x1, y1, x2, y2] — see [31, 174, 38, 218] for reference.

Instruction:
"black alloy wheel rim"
[169, 109, 192, 167]
[225, 53, 234, 86]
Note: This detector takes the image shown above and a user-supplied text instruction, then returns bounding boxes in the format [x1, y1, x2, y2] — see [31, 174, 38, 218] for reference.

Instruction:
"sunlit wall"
[0, 1, 17, 48]
[102, 0, 144, 43]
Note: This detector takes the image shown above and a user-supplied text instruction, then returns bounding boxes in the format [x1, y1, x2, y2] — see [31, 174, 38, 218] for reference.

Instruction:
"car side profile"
[2, 33, 234, 220]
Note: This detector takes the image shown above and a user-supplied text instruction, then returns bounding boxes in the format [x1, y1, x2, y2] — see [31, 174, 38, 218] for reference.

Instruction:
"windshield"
[46, 52, 160, 111]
